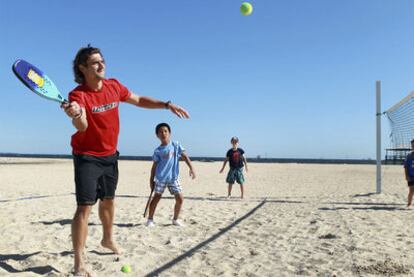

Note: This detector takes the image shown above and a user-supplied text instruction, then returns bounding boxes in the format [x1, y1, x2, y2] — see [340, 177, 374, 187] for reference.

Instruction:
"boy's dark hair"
[231, 136, 239, 143]
[411, 139, 414, 144]
[155, 123, 171, 134]
[73, 44, 103, 84]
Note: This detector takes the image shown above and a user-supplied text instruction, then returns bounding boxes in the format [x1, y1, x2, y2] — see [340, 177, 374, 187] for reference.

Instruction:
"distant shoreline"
[0, 153, 379, 165]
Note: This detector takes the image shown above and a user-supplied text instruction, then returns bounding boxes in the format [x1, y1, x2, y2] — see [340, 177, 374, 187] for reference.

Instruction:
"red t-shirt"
[69, 78, 131, 156]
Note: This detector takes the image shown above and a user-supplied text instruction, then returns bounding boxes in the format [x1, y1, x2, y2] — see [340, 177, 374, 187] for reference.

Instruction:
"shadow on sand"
[145, 199, 267, 277]
[319, 201, 406, 211]
[0, 252, 62, 275]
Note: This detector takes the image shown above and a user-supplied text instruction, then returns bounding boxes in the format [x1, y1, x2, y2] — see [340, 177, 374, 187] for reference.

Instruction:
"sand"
[1, 157, 414, 276]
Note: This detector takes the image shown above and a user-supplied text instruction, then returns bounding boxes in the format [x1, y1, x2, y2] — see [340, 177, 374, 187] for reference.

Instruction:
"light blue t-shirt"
[152, 141, 184, 183]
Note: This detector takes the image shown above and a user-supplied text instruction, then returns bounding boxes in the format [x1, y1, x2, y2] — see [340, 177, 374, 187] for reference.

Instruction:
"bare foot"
[101, 240, 122, 254]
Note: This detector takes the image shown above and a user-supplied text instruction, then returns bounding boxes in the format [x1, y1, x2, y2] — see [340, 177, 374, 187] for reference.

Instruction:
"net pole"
[376, 81, 381, 193]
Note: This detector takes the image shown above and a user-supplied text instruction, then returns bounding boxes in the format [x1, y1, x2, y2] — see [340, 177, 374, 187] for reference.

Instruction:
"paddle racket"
[12, 59, 68, 104]
[143, 188, 154, 218]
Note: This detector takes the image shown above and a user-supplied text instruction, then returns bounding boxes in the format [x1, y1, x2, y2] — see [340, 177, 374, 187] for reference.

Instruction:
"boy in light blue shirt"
[146, 123, 195, 227]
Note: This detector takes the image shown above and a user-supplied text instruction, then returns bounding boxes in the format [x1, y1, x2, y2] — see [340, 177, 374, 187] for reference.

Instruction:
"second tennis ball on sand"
[121, 264, 132, 273]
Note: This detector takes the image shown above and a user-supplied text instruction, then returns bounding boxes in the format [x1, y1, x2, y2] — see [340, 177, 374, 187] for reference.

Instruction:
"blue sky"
[1, 1, 413, 159]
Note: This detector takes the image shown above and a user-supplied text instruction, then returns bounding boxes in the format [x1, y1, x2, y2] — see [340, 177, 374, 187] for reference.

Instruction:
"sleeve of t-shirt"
[177, 142, 185, 156]
[68, 90, 85, 108]
[109, 78, 131, 102]
[226, 150, 231, 158]
[239, 148, 245, 156]
[152, 149, 160, 162]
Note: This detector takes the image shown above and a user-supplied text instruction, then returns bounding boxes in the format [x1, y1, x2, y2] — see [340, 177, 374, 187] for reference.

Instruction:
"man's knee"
[74, 205, 92, 220]
[99, 198, 114, 208]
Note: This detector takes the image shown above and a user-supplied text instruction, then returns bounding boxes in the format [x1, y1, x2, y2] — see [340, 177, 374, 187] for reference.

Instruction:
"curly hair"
[73, 44, 103, 84]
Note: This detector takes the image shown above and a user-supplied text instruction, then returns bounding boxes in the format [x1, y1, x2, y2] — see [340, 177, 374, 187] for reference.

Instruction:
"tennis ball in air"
[121, 264, 132, 273]
[240, 2, 253, 16]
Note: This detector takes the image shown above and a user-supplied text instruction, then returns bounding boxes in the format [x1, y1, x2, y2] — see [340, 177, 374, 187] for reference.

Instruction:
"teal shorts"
[226, 168, 245, 185]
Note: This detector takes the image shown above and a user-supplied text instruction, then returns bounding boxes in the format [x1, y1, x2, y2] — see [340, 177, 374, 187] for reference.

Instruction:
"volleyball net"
[384, 90, 414, 163]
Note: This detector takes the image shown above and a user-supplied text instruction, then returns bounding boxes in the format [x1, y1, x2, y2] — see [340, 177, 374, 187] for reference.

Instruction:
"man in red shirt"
[62, 45, 189, 277]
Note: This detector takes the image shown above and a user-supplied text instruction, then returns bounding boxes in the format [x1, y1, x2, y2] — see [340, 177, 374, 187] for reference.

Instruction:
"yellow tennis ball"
[121, 264, 132, 273]
[240, 2, 253, 16]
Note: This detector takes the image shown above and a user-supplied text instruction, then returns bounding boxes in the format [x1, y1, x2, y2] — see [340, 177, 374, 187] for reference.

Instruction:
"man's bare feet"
[101, 240, 122, 254]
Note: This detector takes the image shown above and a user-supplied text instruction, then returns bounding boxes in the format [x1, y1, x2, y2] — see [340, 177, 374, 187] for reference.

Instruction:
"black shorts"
[73, 152, 119, 205]
[408, 181, 414, 187]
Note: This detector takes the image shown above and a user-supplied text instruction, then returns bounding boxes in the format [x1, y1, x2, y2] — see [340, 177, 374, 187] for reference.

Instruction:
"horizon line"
[0, 152, 382, 165]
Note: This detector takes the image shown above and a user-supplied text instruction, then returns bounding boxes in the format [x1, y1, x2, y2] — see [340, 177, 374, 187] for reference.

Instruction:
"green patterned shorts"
[226, 168, 245, 185]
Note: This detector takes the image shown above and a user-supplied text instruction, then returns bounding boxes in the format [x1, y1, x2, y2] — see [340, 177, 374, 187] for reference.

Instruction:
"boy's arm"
[150, 161, 157, 190]
[220, 157, 229, 173]
[181, 152, 196, 179]
[405, 166, 410, 182]
[243, 155, 248, 172]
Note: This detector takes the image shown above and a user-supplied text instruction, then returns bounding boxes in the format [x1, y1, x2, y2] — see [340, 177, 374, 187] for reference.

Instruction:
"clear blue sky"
[1, 1, 413, 159]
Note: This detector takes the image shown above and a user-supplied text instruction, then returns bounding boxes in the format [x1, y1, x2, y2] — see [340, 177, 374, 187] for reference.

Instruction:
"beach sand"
[1, 158, 414, 276]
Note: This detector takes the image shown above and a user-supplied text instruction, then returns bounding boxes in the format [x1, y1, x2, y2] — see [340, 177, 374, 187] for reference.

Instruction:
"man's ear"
[78, 64, 86, 74]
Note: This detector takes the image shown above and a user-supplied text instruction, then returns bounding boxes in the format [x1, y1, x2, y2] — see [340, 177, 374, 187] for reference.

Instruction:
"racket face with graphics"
[12, 59, 68, 104]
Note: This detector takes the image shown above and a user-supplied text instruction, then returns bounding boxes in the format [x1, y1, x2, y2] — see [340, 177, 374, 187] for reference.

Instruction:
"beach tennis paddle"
[143, 189, 154, 218]
[12, 59, 68, 104]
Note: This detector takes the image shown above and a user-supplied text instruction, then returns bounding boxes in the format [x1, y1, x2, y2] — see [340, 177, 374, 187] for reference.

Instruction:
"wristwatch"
[165, 100, 171, 109]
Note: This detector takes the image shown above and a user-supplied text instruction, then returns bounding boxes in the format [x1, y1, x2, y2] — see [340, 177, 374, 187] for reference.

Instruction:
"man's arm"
[61, 101, 88, 132]
[125, 93, 190, 119]
[181, 152, 196, 179]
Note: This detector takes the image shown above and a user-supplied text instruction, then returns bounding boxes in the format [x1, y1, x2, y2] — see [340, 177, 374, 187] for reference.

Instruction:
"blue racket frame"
[12, 59, 68, 104]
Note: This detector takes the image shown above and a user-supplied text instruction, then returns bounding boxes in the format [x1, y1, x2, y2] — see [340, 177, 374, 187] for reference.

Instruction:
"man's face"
[80, 53, 105, 82]
[157, 126, 170, 144]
